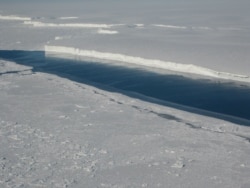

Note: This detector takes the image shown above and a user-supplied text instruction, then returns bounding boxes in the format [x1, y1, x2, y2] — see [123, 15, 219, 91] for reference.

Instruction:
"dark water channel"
[1, 50, 250, 126]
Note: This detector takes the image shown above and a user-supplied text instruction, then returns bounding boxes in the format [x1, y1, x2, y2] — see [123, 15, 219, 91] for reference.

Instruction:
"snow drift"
[45, 45, 250, 82]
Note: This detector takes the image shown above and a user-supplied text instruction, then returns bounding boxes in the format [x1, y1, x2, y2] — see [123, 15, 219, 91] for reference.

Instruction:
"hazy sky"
[1, 0, 249, 22]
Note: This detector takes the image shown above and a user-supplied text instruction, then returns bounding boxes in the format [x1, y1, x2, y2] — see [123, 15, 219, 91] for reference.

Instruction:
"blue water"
[1, 50, 250, 126]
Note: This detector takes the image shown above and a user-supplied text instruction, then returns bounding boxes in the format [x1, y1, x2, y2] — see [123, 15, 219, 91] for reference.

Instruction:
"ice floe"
[45, 45, 250, 83]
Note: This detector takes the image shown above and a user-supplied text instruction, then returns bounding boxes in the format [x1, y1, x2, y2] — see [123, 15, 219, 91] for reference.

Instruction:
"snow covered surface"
[1, 59, 250, 188]
[1, 0, 250, 187]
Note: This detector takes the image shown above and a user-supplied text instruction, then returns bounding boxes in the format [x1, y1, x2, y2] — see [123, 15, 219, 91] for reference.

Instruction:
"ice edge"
[45, 45, 250, 82]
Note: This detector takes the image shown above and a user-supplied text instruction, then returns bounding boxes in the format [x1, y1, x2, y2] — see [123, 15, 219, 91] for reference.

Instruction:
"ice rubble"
[45, 45, 250, 83]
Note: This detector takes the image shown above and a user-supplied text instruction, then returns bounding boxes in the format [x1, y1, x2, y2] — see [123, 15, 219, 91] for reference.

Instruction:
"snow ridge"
[45, 45, 250, 82]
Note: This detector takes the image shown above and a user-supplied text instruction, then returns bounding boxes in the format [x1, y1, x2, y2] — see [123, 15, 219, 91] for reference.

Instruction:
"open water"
[1, 50, 250, 126]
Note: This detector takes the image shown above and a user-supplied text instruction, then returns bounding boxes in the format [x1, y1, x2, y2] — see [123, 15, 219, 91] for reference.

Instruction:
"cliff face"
[45, 45, 250, 82]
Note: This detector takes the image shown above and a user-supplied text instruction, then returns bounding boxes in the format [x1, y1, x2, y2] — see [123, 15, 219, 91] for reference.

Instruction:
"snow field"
[1, 60, 250, 187]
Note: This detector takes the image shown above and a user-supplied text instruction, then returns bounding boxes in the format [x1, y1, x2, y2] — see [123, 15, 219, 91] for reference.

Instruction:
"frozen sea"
[1, 0, 250, 187]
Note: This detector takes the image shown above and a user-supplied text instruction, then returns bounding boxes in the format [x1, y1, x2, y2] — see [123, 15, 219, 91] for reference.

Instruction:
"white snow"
[191, 26, 213, 31]
[59, 17, 78, 20]
[0, 14, 31, 21]
[54, 36, 72, 41]
[45, 45, 250, 83]
[153, 24, 245, 32]
[23, 21, 114, 29]
[97, 29, 119, 35]
[135, 24, 144, 27]
[153, 24, 187, 30]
